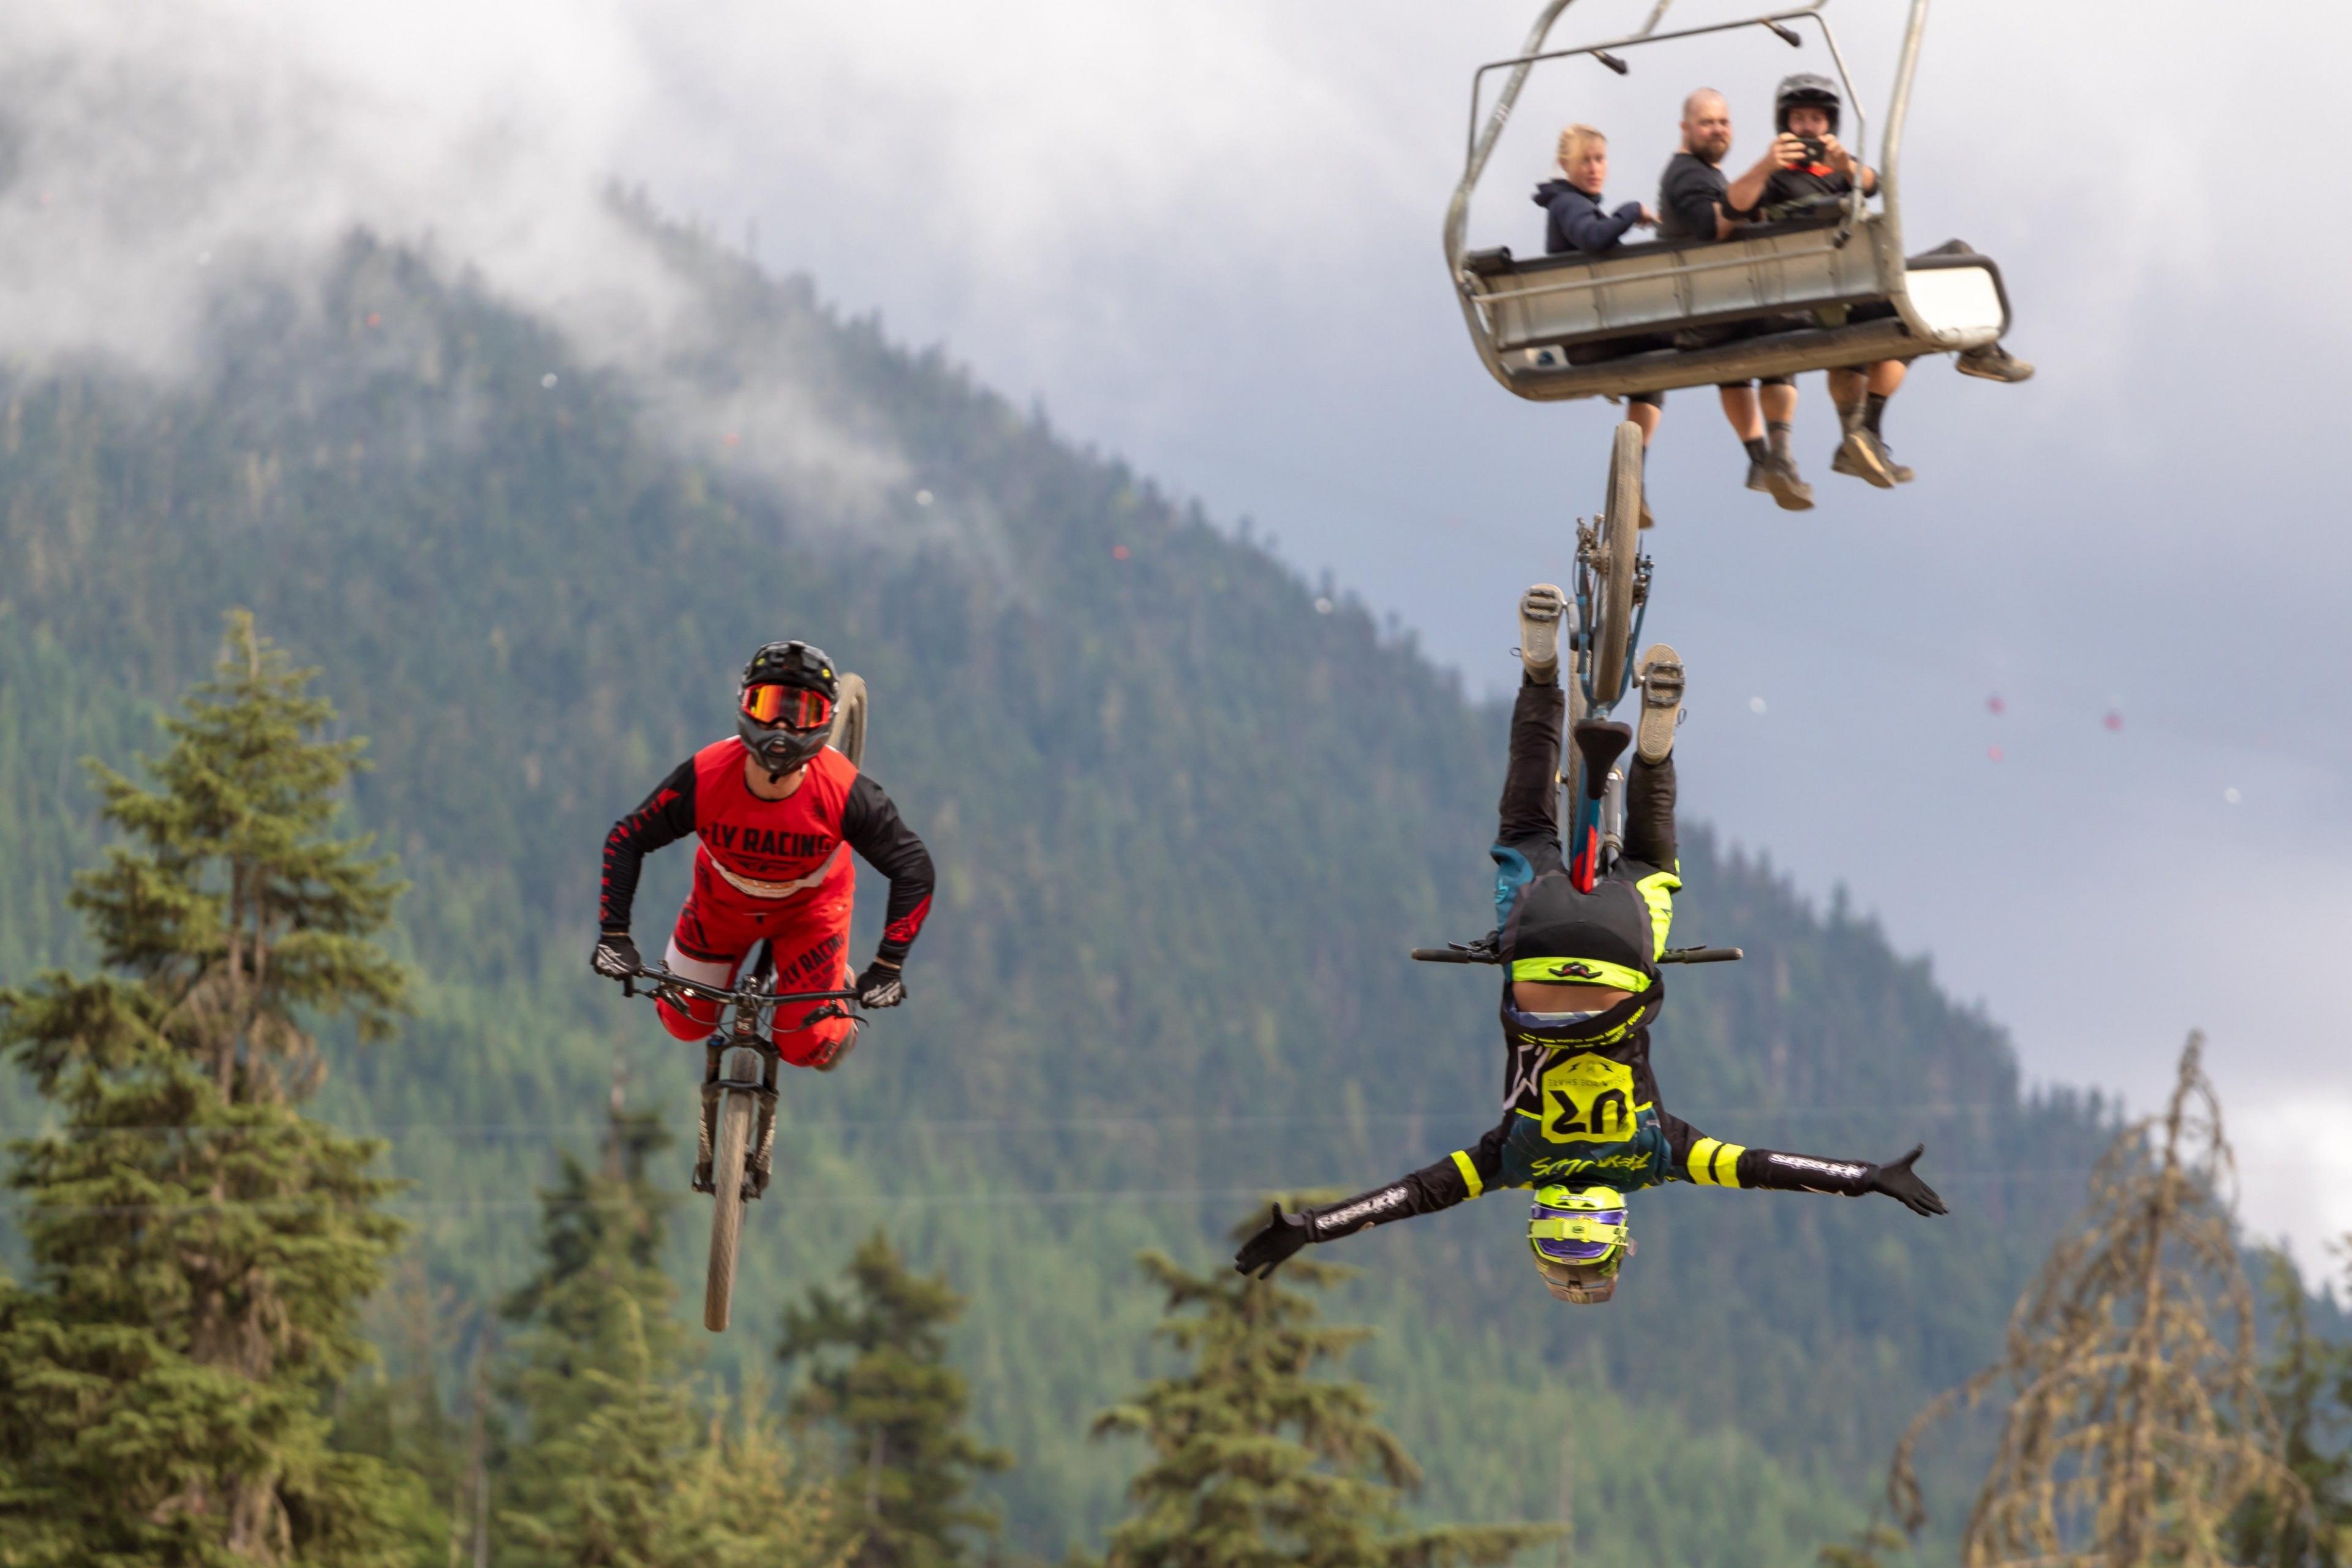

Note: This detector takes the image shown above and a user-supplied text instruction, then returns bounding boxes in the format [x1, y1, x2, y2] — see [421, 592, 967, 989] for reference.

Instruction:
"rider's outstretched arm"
[1659, 1110, 1947, 1215]
[1234, 1115, 1512, 1276]
[600, 758, 698, 934]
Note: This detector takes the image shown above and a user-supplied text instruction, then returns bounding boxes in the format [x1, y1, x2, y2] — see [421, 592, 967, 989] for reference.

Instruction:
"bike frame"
[1562, 528, 1649, 892]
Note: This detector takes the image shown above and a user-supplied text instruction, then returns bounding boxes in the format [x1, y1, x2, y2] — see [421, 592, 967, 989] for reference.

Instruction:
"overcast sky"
[6, 0, 2348, 1265]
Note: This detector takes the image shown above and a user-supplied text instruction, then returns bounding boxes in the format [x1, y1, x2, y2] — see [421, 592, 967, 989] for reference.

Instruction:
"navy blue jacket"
[1534, 178, 1644, 255]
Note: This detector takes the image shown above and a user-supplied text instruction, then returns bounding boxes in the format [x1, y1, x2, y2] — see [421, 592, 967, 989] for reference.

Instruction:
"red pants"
[657, 877, 858, 1069]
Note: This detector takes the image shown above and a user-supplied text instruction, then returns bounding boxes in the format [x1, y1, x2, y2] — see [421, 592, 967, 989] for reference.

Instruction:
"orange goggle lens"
[742, 684, 834, 729]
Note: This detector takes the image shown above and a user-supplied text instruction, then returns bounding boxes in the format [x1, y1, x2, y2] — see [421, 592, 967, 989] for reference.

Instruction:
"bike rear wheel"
[703, 1091, 755, 1332]
[827, 673, 869, 769]
[1588, 421, 1643, 704]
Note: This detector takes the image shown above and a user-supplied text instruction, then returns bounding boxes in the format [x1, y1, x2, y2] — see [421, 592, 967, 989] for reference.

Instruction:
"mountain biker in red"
[1235, 586, 1946, 1302]
[590, 641, 934, 1074]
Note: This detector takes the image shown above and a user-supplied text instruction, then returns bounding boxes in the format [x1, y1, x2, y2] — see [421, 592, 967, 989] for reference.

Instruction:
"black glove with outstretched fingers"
[592, 930, 641, 984]
[1866, 1145, 1948, 1216]
[1234, 1204, 1316, 1278]
[854, 957, 908, 1009]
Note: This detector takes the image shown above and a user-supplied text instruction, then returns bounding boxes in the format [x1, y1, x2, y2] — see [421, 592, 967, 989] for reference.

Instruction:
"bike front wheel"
[1588, 421, 1643, 704]
[703, 1091, 755, 1332]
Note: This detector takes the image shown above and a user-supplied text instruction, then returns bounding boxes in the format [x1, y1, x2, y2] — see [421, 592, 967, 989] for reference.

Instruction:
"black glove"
[854, 957, 907, 1009]
[591, 930, 641, 983]
[1233, 1204, 1316, 1279]
[1866, 1145, 1948, 1216]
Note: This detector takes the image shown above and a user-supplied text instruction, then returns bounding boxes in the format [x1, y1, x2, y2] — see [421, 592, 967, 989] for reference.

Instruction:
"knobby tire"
[828, 673, 869, 769]
[704, 1092, 755, 1332]
[1589, 421, 1642, 703]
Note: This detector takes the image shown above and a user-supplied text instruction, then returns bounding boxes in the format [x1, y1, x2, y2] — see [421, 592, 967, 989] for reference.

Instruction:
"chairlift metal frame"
[1442, 0, 2009, 402]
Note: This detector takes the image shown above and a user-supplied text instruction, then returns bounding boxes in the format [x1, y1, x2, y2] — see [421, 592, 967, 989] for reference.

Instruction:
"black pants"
[1498, 679, 1675, 873]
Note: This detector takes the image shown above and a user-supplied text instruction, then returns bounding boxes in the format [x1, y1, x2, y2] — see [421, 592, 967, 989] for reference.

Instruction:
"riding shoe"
[1832, 429, 1912, 486]
[1634, 644, 1685, 764]
[1760, 453, 1814, 511]
[1831, 429, 1897, 489]
[1518, 583, 1567, 682]
[1956, 342, 2034, 383]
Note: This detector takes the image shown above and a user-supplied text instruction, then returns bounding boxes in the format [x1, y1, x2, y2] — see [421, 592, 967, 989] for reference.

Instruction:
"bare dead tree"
[1888, 1031, 2309, 1567]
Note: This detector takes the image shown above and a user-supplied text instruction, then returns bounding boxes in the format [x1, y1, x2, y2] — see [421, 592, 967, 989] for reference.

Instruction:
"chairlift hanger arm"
[1466, 5, 1839, 176]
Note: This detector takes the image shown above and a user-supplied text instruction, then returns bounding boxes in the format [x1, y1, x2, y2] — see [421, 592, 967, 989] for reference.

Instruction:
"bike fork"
[748, 1054, 781, 1200]
[695, 1041, 725, 1194]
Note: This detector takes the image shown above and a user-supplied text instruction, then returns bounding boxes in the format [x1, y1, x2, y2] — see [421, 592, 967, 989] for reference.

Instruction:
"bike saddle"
[1571, 718, 1632, 801]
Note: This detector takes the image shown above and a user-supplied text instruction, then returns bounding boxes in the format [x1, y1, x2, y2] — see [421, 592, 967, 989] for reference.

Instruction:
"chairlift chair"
[1443, 0, 2011, 403]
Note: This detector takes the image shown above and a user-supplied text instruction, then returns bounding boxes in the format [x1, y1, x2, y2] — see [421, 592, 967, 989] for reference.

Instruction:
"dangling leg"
[1494, 587, 1570, 925]
[1627, 392, 1663, 530]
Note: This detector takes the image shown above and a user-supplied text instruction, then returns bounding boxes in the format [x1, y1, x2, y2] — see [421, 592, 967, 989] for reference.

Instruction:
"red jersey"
[600, 738, 934, 960]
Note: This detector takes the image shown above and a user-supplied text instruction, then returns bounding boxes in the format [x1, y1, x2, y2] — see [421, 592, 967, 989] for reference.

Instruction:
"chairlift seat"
[1457, 212, 2010, 402]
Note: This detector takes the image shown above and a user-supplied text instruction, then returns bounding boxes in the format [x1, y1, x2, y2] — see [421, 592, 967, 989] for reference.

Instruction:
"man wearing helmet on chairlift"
[1760, 74, 2034, 489]
[1235, 586, 1947, 1302]
[592, 641, 934, 1134]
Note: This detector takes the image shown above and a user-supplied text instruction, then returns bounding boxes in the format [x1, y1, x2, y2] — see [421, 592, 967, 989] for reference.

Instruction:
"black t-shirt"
[1759, 160, 1851, 220]
[1657, 151, 1744, 242]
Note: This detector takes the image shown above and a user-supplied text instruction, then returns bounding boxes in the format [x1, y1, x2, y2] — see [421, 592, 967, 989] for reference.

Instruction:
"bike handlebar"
[620, 965, 862, 1010]
[1408, 944, 1744, 966]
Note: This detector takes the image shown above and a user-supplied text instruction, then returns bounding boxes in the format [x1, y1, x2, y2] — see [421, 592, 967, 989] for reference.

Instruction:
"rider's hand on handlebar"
[1865, 1145, 1947, 1217]
[592, 930, 641, 983]
[854, 957, 908, 1009]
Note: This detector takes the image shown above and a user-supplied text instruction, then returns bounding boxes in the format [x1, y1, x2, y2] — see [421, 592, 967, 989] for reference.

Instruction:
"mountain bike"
[622, 955, 864, 1332]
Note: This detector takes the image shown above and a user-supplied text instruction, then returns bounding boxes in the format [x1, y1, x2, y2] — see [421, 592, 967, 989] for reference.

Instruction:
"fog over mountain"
[3, 0, 2345, 1262]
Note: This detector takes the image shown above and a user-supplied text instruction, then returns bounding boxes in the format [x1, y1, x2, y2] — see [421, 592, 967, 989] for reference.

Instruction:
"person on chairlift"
[1656, 87, 1816, 511]
[1758, 74, 2035, 492]
[1534, 124, 1665, 525]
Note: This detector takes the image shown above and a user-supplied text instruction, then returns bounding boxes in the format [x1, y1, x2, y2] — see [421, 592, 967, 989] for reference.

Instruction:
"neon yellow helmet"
[1528, 1185, 1633, 1305]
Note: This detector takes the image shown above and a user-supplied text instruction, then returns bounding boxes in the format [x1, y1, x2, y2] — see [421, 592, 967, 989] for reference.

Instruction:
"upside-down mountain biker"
[1234, 587, 1947, 1303]
[591, 641, 935, 1081]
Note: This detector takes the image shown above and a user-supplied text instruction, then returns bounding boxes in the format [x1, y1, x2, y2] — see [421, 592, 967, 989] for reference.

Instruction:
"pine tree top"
[5, 608, 409, 1102]
[1087, 1204, 1557, 1568]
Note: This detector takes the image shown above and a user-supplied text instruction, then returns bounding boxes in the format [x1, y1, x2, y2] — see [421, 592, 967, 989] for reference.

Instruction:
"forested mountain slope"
[0, 213, 2119, 1561]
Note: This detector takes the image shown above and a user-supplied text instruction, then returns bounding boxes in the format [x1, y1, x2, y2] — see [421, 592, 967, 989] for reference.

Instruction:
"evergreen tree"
[330, 1257, 471, 1565]
[779, 1230, 1013, 1568]
[668, 1371, 856, 1568]
[2227, 1250, 2352, 1567]
[496, 1076, 693, 1567]
[496, 1068, 849, 1567]
[0, 610, 415, 1565]
[1889, 1033, 2309, 1567]
[1085, 1204, 1557, 1568]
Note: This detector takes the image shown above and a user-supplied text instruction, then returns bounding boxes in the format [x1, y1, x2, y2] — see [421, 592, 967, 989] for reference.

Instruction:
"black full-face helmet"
[1774, 72, 1842, 136]
[737, 639, 840, 777]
